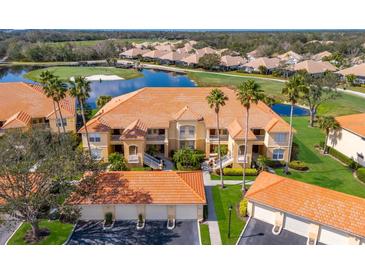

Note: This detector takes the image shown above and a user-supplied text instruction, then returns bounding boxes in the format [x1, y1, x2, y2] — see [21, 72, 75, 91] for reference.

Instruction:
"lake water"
[0, 66, 308, 116]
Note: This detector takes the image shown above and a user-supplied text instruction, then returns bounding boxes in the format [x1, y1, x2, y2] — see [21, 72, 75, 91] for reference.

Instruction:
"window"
[238, 145, 245, 155]
[129, 145, 138, 155]
[273, 149, 284, 160]
[91, 149, 102, 160]
[89, 133, 101, 142]
[180, 125, 195, 138]
[274, 133, 287, 143]
[56, 118, 67, 127]
[179, 140, 195, 149]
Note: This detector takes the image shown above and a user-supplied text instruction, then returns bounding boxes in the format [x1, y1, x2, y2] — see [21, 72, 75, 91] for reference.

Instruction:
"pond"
[271, 103, 309, 116]
[0, 66, 196, 108]
[0, 66, 309, 116]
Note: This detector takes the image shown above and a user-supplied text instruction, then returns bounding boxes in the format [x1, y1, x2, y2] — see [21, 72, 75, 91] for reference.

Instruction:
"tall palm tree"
[281, 74, 308, 174]
[318, 116, 340, 154]
[40, 71, 61, 135]
[69, 76, 92, 157]
[96, 95, 112, 109]
[236, 80, 264, 195]
[207, 88, 228, 188]
[49, 77, 67, 134]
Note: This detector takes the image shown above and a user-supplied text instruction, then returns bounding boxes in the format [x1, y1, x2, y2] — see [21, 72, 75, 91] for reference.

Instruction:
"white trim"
[197, 220, 202, 245]
[236, 216, 251, 245]
[63, 222, 77, 245]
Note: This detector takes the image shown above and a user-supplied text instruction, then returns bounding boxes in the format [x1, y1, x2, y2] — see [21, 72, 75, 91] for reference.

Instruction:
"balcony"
[128, 154, 139, 163]
[111, 135, 121, 142]
[255, 135, 265, 141]
[209, 135, 229, 141]
[179, 133, 195, 139]
[146, 134, 166, 141]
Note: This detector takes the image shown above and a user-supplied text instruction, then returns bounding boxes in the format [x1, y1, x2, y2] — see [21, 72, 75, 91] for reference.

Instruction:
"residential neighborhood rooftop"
[338, 63, 365, 77]
[69, 171, 206, 205]
[246, 172, 365, 238]
[335, 113, 365, 137]
[293, 60, 337, 74]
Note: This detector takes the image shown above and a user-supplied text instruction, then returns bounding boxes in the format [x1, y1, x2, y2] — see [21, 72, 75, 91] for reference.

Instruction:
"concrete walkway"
[202, 169, 222, 245]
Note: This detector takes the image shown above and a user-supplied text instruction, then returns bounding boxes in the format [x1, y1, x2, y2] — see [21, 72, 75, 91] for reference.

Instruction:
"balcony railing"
[128, 154, 139, 163]
[237, 155, 249, 163]
[255, 135, 265, 141]
[209, 135, 229, 141]
[146, 134, 165, 141]
[111, 135, 121, 141]
[179, 133, 195, 139]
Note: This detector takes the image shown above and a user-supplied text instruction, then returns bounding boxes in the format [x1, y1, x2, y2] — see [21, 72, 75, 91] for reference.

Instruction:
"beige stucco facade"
[327, 128, 365, 167]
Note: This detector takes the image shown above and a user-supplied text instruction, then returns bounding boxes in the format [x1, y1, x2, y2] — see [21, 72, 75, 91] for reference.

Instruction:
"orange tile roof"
[80, 87, 291, 138]
[2, 111, 31, 129]
[69, 171, 206, 205]
[227, 119, 256, 140]
[0, 82, 75, 127]
[174, 105, 203, 121]
[220, 55, 247, 67]
[335, 113, 365, 137]
[244, 57, 280, 70]
[120, 119, 147, 140]
[337, 63, 365, 78]
[294, 60, 337, 74]
[246, 172, 365, 238]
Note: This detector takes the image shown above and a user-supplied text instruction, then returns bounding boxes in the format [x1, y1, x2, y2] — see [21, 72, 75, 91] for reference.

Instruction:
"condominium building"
[79, 87, 292, 169]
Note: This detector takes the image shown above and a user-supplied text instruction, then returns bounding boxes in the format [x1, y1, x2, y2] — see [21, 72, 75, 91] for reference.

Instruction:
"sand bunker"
[70, 74, 124, 82]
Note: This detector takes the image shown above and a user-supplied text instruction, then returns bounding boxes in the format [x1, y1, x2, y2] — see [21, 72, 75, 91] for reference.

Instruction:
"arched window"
[129, 145, 138, 155]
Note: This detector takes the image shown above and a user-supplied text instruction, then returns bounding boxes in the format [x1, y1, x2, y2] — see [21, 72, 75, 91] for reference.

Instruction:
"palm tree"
[318, 116, 340, 154]
[235, 80, 264, 195]
[69, 76, 92, 157]
[96, 95, 112, 109]
[281, 74, 308, 174]
[207, 88, 228, 188]
[40, 71, 61, 135]
[49, 77, 67, 133]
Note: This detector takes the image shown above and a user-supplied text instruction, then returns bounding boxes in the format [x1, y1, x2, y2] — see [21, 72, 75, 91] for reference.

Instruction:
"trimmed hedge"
[239, 198, 248, 217]
[265, 159, 285, 168]
[328, 147, 359, 170]
[289, 160, 309, 171]
[356, 168, 365, 183]
[222, 168, 258, 176]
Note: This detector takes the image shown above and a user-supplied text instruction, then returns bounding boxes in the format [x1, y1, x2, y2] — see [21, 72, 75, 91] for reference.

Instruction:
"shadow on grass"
[295, 138, 323, 164]
[211, 186, 226, 221]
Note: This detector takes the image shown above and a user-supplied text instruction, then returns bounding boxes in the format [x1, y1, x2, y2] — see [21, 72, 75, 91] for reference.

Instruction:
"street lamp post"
[228, 205, 233, 238]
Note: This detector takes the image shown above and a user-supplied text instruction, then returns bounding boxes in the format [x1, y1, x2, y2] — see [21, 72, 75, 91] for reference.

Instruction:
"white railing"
[146, 135, 165, 141]
[128, 154, 139, 163]
[255, 135, 265, 141]
[143, 153, 163, 170]
[209, 135, 229, 141]
[212, 154, 234, 170]
[111, 135, 121, 141]
[237, 155, 249, 163]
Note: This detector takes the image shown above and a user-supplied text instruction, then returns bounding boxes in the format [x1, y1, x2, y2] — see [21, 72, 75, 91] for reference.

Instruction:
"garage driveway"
[0, 221, 20, 245]
[67, 220, 200, 245]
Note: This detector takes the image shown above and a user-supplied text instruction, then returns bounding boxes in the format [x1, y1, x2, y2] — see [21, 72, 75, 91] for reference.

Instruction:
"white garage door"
[253, 204, 275, 224]
[146, 205, 168, 220]
[176, 205, 197, 219]
[115, 205, 138, 220]
[80, 205, 104, 220]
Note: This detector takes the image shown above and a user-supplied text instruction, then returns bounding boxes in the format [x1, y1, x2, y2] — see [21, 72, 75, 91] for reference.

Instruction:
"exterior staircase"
[143, 153, 163, 170]
[212, 154, 234, 171]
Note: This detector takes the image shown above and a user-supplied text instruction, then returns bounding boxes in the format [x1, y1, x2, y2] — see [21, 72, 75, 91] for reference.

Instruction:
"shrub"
[173, 149, 205, 170]
[328, 147, 359, 169]
[265, 159, 284, 168]
[214, 145, 228, 156]
[356, 168, 365, 183]
[239, 198, 248, 217]
[108, 152, 129, 171]
[130, 166, 152, 171]
[319, 141, 325, 149]
[222, 168, 258, 176]
[59, 205, 81, 224]
[288, 160, 309, 171]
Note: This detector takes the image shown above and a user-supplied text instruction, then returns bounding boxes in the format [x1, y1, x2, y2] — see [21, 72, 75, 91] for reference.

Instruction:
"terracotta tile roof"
[174, 105, 203, 121]
[2, 111, 32, 129]
[220, 55, 247, 67]
[196, 47, 216, 56]
[68, 171, 206, 205]
[120, 119, 147, 140]
[337, 63, 365, 78]
[159, 51, 188, 62]
[155, 44, 175, 52]
[181, 54, 200, 65]
[120, 48, 150, 57]
[227, 119, 256, 140]
[244, 57, 280, 70]
[311, 51, 332, 61]
[277, 51, 302, 61]
[142, 50, 169, 59]
[80, 87, 291, 137]
[246, 172, 365, 238]
[0, 82, 75, 126]
[335, 113, 365, 137]
[264, 118, 293, 133]
[293, 60, 337, 74]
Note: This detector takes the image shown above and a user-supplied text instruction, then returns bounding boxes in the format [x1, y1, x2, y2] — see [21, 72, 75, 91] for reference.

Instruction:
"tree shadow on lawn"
[295, 139, 323, 164]
[212, 187, 226, 221]
[290, 170, 344, 189]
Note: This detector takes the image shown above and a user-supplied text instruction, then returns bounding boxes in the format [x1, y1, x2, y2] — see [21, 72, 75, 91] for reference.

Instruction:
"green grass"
[24, 66, 143, 82]
[226, 70, 286, 80]
[276, 116, 365, 198]
[210, 174, 256, 181]
[199, 223, 211, 245]
[212, 185, 246, 245]
[7, 220, 74, 245]
[188, 71, 365, 117]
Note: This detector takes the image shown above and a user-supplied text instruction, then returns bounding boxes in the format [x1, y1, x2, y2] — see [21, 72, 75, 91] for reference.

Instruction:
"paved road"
[0, 221, 20, 245]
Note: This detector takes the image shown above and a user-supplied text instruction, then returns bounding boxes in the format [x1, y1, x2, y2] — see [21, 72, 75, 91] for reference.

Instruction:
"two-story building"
[79, 87, 292, 169]
[0, 82, 76, 134]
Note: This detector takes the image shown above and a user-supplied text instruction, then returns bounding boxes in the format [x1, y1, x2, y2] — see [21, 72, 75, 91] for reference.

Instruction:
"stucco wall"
[328, 128, 365, 167]
[49, 116, 76, 133]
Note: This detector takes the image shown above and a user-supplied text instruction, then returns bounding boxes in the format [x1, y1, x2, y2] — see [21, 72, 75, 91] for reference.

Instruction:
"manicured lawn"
[212, 185, 246, 245]
[277, 116, 365, 198]
[7, 220, 74, 245]
[24, 66, 143, 82]
[210, 174, 256, 181]
[199, 223, 211, 245]
[188, 71, 365, 117]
